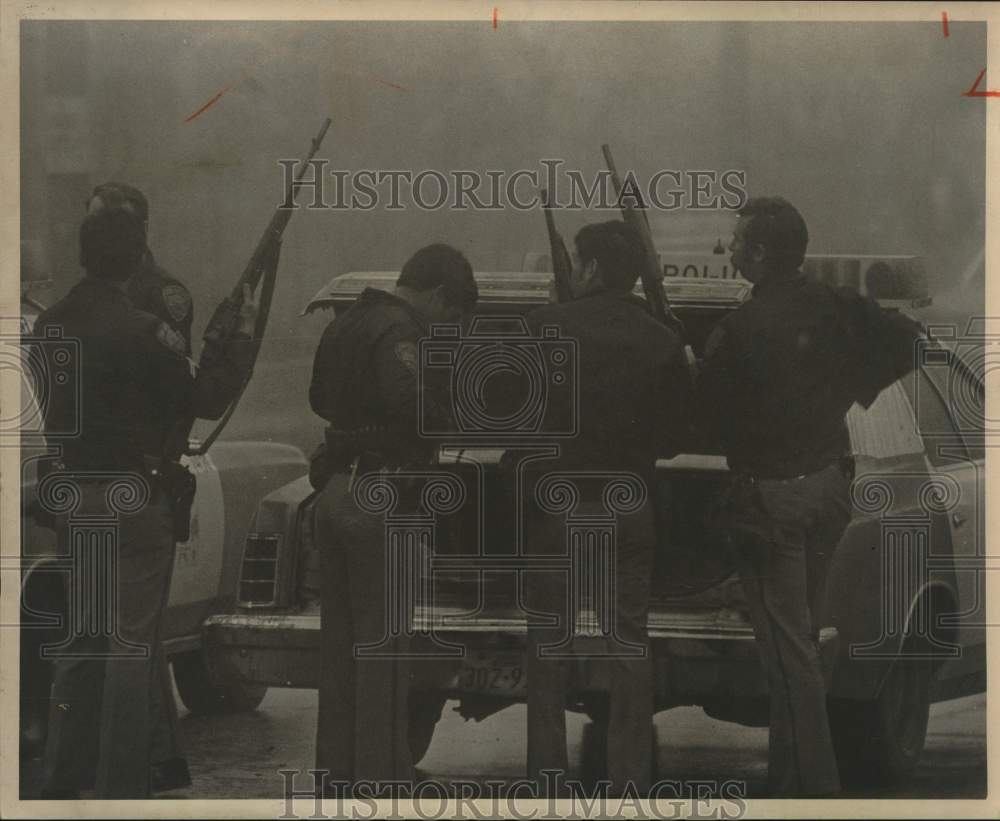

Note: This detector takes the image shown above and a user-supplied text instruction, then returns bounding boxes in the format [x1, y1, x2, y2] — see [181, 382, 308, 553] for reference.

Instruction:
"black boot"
[151, 757, 192, 793]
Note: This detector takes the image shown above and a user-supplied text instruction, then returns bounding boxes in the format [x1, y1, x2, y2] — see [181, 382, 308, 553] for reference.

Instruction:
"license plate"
[453, 651, 525, 696]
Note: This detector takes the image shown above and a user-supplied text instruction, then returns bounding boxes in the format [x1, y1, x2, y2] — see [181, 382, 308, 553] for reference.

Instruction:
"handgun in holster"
[145, 456, 198, 543]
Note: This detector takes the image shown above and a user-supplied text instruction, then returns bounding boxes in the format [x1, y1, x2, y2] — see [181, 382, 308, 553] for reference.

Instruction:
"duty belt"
[143, 454, 197, 542]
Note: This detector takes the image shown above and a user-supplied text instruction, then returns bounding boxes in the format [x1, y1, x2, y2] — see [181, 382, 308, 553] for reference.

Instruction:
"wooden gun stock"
[601, 143, 683, 334]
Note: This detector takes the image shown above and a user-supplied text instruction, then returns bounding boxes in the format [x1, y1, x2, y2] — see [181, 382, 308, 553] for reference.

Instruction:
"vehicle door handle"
[952, 512, 967, 529]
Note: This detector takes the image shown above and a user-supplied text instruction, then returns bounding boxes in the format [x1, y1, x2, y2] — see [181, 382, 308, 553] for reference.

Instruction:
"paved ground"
[22, 689, 984, 801]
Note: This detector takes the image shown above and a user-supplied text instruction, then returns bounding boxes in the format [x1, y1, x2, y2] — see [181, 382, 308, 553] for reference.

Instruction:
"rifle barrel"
[229, 118, 332, 300]
[541, 188, 573, 302]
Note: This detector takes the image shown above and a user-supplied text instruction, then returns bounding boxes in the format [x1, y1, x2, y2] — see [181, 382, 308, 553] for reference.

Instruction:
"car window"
[846, 381, 924, 459]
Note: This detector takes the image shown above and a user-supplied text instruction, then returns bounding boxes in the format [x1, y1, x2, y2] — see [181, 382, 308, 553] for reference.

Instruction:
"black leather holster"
[150, 458, 197, 543]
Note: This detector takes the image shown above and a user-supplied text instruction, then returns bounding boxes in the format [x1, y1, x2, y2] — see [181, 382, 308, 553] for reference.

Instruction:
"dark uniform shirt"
[125, 251, 256, 459]
[527, 289, 693, 476]
[697, 272, 922, 479]
[309, 288, 449, 459]
[33, 277, 193, 471]
[127, 252, 194, 355]
[35, 275, 256, 469]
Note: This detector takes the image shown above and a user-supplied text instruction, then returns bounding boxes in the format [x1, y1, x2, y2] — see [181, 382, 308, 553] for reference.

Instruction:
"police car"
[203, 253, 985, 787]
[15, 303, 309, 760]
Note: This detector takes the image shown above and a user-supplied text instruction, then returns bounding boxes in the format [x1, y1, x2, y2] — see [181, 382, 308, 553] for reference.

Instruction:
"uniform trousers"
[314, 470, 413, 792]
[728, 460, 852, 797]
[42, 483, 176, 799]
[524, 495, 655, 796]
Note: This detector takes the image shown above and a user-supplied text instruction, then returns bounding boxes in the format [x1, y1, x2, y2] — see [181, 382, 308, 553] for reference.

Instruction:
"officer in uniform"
[86, 183, 193, 354]
[82, 182, 254, 791]
[36, 207, 257, 799]
[524, 220, 693, 795]
[696, 197, 922, 797]
[309, 244, 477, 791]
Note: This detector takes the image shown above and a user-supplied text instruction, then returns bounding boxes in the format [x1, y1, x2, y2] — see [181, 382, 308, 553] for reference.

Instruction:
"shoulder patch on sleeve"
[155, 321, 188, 356]
[394, 341, 419, 375]
[160, 283, 192, 324]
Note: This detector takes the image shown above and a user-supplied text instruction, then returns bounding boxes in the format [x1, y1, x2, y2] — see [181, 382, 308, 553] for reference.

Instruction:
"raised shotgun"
[601, 143, 683, 335]
[188, 117, 332, 456]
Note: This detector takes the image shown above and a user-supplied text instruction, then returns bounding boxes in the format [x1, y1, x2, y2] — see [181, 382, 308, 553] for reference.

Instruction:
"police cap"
[87, 182, 150, 224]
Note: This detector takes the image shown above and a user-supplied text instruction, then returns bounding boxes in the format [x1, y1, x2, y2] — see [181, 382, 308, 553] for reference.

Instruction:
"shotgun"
[541, 188, 574, 303]
[601, 143, 683, 335]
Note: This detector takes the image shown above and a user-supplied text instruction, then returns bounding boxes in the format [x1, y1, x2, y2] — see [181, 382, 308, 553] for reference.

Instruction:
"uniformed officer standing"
[85, 182, 248, 423]
[523, 221, 693, 796]
[36, 207, 257, 799]
[81, 182, 255, 791]
[309, 244, 478, 791]
[696, 197, 922, 797]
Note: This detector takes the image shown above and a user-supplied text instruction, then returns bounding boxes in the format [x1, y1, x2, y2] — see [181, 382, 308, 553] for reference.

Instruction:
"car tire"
[172, 650, 268, 716]
[19, 625, 53, 760]
[408, 691, 447, 765]
[829, 653, 933, 786]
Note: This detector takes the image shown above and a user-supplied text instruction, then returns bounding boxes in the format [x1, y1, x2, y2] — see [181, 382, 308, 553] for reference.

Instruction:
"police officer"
[82, 182, 254, 791]
[36, 207, 257, 799]
[86, 182, 248, 425]
[696, 197, 922, 797]
[523, 220, 693, 796]
[86, 183, 193, 353]
[309, 244, 477, 791]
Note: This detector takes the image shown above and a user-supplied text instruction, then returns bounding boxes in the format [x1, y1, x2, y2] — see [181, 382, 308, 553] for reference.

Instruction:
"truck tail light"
[295, 498, 322, 606]
[238, 533, 283, 607]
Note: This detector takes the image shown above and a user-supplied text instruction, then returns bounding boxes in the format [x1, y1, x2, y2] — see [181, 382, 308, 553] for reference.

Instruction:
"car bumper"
[204, 605, 839, 704]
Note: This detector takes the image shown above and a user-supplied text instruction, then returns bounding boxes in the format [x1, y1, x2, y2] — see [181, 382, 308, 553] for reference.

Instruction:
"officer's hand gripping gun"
[189, 118, 332, 456]
[203, 117, 332, 347]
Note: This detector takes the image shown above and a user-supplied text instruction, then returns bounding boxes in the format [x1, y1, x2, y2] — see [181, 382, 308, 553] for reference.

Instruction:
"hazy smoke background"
[20, 21, 986, 450]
